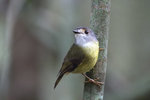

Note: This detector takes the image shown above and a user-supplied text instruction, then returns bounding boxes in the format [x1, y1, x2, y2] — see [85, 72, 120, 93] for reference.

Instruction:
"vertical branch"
[83, 0, 111, 100]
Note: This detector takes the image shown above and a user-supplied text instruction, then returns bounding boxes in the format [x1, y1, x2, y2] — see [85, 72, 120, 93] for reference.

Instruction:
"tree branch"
[83, 0, 111, 100]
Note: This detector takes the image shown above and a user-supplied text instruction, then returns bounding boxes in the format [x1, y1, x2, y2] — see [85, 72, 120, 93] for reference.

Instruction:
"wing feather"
[54, 44, 85, 88]
[59, 44, 85, 73]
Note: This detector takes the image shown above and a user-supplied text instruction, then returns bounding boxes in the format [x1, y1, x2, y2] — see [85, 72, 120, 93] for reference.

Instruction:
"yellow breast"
[72, 41, 99, 73]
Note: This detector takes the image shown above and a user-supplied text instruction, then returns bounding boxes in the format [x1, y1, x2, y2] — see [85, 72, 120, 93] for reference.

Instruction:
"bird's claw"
[85, 78, 104, 87]
[82, 73, 104, 87]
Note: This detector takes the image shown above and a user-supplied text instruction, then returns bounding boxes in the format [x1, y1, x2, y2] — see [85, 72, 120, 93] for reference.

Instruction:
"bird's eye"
[85, 30, 88, 34]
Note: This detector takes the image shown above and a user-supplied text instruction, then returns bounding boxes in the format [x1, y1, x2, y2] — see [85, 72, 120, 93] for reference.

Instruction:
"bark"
[83, 0, 111, 100]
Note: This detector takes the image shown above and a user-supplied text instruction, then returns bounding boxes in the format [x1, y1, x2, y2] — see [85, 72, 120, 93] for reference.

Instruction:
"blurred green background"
[0, 0, 150, 100]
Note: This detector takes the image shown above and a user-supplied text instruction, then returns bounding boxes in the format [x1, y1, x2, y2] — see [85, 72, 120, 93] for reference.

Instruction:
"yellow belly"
[72, 42, 99, 73]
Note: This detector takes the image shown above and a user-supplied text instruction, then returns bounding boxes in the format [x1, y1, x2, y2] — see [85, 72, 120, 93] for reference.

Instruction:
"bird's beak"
[73, 29, 79, 34]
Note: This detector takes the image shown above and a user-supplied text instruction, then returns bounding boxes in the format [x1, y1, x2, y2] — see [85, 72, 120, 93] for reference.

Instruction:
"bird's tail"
[54, 73, 64, 89]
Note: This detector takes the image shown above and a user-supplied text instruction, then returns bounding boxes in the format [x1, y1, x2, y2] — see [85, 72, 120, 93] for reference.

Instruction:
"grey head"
[73, 27, 98, 46]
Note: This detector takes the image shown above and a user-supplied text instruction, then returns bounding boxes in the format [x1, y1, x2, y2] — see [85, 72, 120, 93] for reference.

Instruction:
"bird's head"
[73, 27, 98, 45]
[73, 27, 93, 35]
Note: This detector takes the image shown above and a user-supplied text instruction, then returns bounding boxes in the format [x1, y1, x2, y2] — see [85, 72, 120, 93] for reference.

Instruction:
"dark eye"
[85, 30, 88, 34]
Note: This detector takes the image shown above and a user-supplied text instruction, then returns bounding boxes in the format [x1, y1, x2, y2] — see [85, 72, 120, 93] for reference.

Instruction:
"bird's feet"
[82, 73, 104, 87]
[85, 78, 104, 87]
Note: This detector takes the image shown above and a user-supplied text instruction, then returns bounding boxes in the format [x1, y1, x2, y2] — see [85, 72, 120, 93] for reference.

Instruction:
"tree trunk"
[83, 0, 111, 100]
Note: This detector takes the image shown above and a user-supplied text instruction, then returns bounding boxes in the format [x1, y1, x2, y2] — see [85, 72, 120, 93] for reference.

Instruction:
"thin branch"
[83, 0, 111, 100]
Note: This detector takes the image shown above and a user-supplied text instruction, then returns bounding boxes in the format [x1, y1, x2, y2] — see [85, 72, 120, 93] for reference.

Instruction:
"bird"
[54, 27, 103, 89]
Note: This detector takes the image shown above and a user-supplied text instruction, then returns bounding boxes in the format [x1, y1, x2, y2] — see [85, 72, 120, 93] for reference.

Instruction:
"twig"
[83, 0, 111, 100]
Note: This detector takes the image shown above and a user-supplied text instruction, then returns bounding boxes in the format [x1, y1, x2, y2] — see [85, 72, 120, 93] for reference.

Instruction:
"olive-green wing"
[54, 44, 85, 88]
[59, 44, 85, 73]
